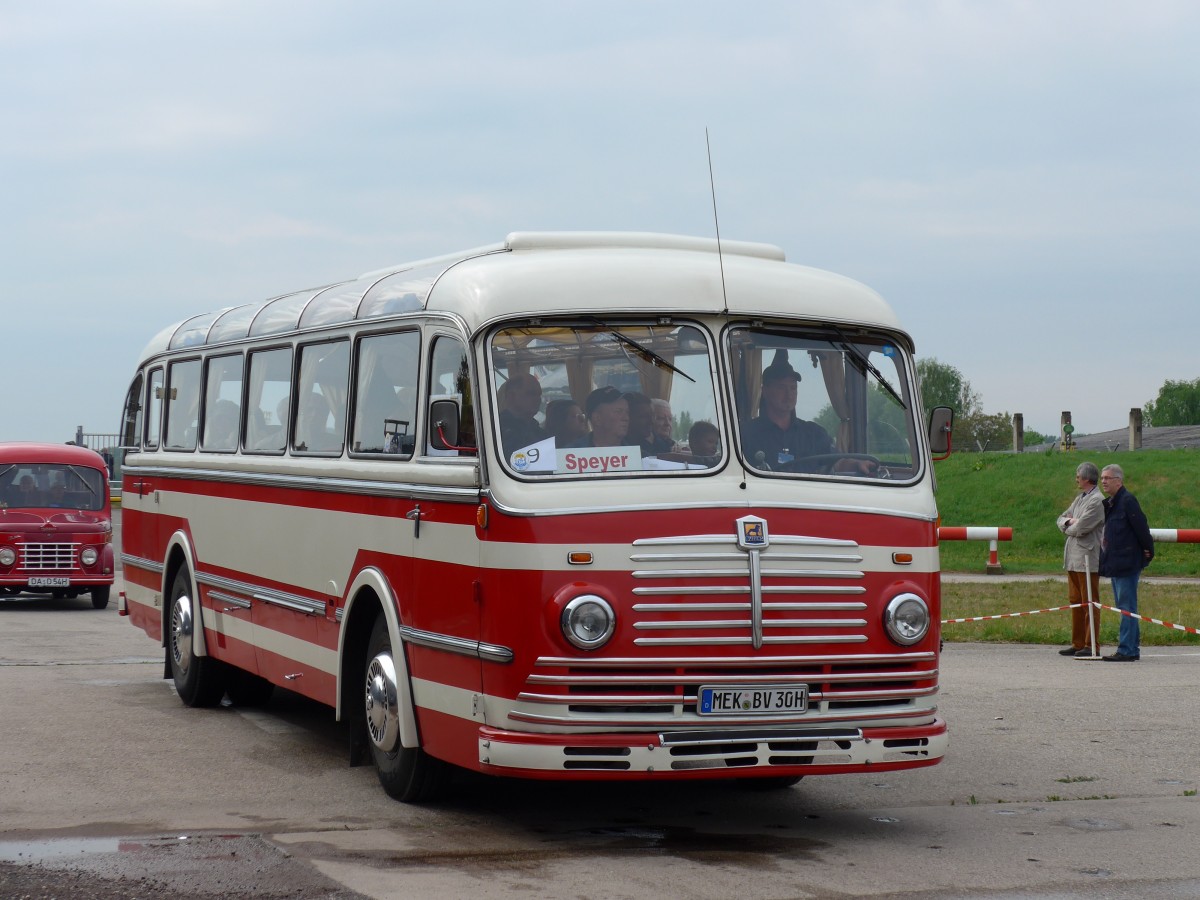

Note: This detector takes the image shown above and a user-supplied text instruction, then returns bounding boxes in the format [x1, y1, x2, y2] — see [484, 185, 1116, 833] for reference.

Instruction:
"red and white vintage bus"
[118, 231, 953, 801]
[0, 442, 116, 608]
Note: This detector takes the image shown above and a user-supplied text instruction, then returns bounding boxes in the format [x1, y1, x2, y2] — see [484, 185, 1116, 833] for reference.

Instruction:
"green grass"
[935, 449, 1200, 644]
[941, 578, 1200, 646]
[936, 449, 1200, 576]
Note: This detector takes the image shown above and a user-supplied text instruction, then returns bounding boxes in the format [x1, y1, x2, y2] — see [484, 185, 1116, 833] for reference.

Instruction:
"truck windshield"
[0, 464, 106, 510]
[489, 322, 721, 477]
[728, 324, 919, 481]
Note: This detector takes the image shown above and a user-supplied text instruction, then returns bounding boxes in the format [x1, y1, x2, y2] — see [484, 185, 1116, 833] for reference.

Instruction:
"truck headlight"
[561, 595, 616, 650]
[884, 593, 930, 646]
[0, 546, 15, 567]
[81, 547, 99, 566]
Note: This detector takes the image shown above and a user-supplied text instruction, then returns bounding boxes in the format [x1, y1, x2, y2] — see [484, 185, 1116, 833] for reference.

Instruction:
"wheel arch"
[160, 531, 206, 659]
[338, 566, 419, 748]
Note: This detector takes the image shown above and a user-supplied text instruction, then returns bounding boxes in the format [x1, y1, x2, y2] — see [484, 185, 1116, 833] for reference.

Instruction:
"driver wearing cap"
[741, 351, 874, 475]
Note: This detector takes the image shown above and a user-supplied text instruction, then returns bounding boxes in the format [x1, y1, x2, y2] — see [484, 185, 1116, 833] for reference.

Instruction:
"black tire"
[167, 564, 226, 707]
[90, 586, 111, 610]
[225, 669, 274, 707]
[364, 614, 447, 802]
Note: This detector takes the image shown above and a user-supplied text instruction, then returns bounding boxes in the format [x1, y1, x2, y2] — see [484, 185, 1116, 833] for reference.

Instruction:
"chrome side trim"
[118, 464, 480, 504]
[121, 553, 165, 575]
[195, 571, 325, 616]
[397, 625, 514, 664]
[208, 591, 252, 610]
[254, 592, 325, 616]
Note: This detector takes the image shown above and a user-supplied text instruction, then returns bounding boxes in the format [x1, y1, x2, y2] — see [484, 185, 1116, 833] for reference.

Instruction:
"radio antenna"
[705, 128, 730, 316]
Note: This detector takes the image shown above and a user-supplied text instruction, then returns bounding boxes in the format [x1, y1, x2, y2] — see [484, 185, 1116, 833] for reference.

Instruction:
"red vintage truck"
[0, 442, 115, 609]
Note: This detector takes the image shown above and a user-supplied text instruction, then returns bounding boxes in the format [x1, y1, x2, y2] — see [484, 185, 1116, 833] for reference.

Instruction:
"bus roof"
[0, 442, 110, 471]
[136, 231, 902, 363]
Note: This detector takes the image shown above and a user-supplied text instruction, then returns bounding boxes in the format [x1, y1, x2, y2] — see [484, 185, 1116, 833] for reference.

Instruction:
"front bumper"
[478, 717, 947, 779]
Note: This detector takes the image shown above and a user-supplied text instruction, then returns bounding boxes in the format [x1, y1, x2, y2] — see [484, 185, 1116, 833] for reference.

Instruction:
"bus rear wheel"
[167, 564, 226, 707]
[364, 614, 446, 802]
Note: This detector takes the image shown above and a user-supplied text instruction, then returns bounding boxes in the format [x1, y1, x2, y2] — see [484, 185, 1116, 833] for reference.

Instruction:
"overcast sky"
[3, 1, 1197, 444]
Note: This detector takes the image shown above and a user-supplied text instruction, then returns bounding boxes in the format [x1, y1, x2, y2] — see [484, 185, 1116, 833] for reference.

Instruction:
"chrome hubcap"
[365, 651, 399, 752]
[170, 593, 193, 674]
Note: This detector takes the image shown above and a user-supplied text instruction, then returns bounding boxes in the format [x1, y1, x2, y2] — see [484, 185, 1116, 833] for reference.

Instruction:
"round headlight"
[561, 595, 616, 650]
[884, 593, 930, 646]
[0, 546, 15, 567]
[81, 547, 99, 566]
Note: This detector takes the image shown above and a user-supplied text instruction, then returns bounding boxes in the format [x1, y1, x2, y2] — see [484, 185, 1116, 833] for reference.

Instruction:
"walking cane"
[1076, 556, 1101, 661]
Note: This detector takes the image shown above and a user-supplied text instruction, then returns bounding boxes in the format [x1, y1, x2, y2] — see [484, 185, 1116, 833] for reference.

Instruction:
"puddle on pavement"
[542, 823, 823, 864]
[0, 833, 242, 865]
[0, 837, 124, 863]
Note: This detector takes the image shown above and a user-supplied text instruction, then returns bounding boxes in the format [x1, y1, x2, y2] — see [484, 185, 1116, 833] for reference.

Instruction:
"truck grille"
[19, 543, 79, 571]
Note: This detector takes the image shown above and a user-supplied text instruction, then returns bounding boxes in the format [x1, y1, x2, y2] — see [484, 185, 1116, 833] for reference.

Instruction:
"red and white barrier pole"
[938, 526, 1014, 574]
[1150, 529, 1200, 543]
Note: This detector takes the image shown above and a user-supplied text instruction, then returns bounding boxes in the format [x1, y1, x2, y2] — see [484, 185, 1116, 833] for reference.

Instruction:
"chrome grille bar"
[19, 543, 79, 570]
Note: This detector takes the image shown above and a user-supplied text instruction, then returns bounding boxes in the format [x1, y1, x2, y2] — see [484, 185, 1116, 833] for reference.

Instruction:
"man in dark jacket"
[1098, 464, 1154, 662]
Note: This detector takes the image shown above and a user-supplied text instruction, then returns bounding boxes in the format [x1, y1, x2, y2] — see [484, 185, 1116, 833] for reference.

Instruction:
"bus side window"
[121, 373, 144, 450]
[164, 359, 201, 451]
[245, 347, 292, 454]
[427, 336, 475, 456]
[144, 368, 164, 450]
[352, 330, 419, 456]
[295, 340, 349, 454]
[201, 352, 244, 452]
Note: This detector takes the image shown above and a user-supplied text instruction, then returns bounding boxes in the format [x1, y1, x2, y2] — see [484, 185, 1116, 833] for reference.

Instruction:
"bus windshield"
[489, 322, 720, 476]
[728, 324, 918, 481]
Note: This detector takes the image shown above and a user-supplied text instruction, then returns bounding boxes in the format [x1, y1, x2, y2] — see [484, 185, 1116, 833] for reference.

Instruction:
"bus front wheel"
[364, 614, 446, 802]
[167, 564, 226, 707]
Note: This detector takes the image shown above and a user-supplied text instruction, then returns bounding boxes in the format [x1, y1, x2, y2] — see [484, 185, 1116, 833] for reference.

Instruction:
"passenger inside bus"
[544, 399, 588, 448]
[497, 374, 547, 453]
[687, 420, 720, 465]
[206, 399, 240, 449]
[649, 399, 680, 454]
[576, 386, 630, 448]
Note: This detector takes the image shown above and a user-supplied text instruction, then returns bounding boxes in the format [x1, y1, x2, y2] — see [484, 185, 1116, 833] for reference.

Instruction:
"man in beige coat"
[1056, 461, 1105, 657]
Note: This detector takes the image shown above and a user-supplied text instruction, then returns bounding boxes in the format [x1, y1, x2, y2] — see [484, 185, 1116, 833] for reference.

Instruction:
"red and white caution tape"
[942, 603, 1082, 624]
[1090, 602, 1200, 637]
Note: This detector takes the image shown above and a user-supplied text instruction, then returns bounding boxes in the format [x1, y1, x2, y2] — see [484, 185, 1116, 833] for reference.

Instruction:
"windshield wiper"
[586, 319, 695, 383]
[67, 466, 100, 497]
[831, 327, 906, 410]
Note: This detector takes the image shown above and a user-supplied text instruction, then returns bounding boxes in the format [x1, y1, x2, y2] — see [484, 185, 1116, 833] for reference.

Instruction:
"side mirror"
[928, 406, 954, 459]
[428, 399, 460, 451]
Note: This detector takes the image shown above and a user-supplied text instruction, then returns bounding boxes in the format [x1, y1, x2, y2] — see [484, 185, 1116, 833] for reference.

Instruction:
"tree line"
[917, 360, 1200, 452]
